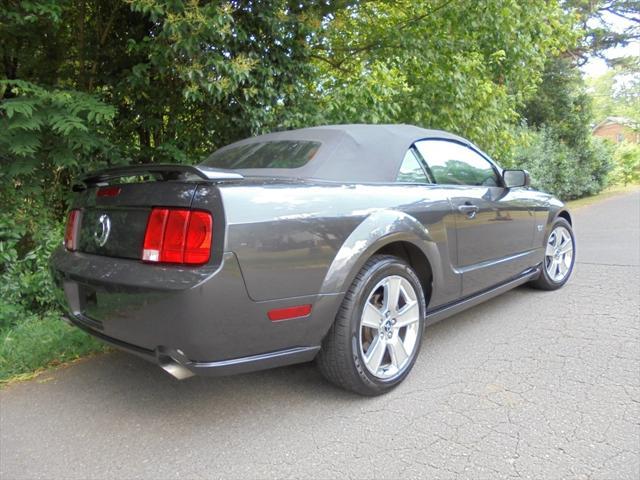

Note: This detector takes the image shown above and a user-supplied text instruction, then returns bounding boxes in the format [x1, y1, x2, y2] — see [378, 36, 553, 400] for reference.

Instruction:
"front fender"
[319, 209, 443, 297]
[543, 197, 572, 241]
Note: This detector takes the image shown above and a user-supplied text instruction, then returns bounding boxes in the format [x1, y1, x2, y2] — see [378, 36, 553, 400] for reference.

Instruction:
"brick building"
[592, 117, 640, 144]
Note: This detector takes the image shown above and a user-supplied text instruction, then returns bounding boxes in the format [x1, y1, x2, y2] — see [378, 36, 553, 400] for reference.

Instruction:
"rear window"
[201, 140, 321, 169]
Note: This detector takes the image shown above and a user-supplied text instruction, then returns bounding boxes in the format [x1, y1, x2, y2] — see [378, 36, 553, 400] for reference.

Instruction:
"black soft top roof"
[200, 124, 474, 182]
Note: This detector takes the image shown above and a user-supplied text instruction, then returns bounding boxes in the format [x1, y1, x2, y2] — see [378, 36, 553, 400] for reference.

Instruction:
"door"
[415, 139, 536, 297]
[394, 148, 461, 307]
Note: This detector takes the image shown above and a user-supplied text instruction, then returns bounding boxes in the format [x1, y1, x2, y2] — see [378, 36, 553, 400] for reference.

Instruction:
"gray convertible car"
[50, 124, 575, 395]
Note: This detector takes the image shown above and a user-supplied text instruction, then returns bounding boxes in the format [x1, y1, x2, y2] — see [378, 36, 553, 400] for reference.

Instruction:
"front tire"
[529, 217, 576, 290]
[316, 255, 426, 396]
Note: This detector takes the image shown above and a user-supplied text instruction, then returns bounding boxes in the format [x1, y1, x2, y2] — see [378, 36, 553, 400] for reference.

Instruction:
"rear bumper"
[62, 313, 320, 378]
[50, 248, 341, 377]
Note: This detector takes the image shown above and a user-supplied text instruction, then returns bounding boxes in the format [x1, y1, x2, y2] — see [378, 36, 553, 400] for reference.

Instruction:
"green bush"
[0, 195, 105, 382]
[580, 135, 614, 194]
[611, 142, 640, 186]
[0, 214, 62, 331]
[512, 127, 613, 200]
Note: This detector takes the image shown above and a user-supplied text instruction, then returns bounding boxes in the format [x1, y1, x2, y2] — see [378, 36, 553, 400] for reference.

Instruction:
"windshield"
[201, 140, 321, 170]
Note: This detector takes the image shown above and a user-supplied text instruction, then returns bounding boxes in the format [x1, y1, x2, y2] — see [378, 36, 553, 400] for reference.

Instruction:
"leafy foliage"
[310, 0, 575, 159]
[522, 58, 594, 150]
[0, 80, 117, 181]
[512, 127, 613, 199]
[518, 56, 616, 199]
[611, 142, 640, 185]
[587, 58, 640, 123]
[0, 212, 62, 330]
[568, 0, 639, 65]
[0, 209, 106, 382]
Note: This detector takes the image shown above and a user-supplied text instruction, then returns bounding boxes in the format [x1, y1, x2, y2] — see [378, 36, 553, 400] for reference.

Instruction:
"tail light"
[142, 208, 212, 265]
[64, 209, 81, 251]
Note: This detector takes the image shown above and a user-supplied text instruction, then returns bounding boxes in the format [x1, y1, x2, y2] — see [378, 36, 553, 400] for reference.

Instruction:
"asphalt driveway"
[1, 189, 639, 480]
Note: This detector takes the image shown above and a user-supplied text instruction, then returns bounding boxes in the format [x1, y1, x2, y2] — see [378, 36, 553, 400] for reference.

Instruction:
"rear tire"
[316, 255, 426, 396]
[529, 217, 576, 291]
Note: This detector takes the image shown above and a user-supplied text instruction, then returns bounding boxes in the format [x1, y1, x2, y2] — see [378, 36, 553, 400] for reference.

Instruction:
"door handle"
[458, 203, 479, 219]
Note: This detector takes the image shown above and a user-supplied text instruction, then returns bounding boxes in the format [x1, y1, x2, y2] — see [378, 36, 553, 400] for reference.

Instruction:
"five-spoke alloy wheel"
[359, 275, 421, 379]
[544, 225, 574, 283]
[317, 255, 426, 396]
[530, 217, 576, 290]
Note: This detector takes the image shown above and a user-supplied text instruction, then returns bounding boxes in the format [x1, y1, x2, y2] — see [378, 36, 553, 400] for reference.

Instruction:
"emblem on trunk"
[94, 214, 111, 247]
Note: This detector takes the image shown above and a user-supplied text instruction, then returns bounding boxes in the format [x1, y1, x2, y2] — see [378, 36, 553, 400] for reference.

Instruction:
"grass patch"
[566, 183, 640, 210]
[0, 313, 106, 385]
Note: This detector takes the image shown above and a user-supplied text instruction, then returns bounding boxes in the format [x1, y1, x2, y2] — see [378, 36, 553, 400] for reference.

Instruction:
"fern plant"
[0, 80, 117, 178]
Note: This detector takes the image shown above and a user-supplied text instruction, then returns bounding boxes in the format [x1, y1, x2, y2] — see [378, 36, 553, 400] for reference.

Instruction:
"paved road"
[2, 190, 639, 480]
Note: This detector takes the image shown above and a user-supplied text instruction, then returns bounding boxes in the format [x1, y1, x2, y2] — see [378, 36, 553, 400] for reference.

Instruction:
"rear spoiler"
[73, 164, 243, 191]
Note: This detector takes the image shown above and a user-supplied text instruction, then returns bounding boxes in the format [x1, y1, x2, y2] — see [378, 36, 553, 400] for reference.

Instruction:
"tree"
[521, 57, 593, 149]
[567, 0, 640, 65]
[309, 0, 574, 159]
[1, 0, 352, 219]
[588, 58, 640, 122]
[1, 1, 346, 155]
[1, 0, 580, 209]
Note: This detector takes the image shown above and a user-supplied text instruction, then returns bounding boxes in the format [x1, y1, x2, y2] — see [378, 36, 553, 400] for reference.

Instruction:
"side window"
[396, 149, 430, 183]
[415, 140, 499, 187]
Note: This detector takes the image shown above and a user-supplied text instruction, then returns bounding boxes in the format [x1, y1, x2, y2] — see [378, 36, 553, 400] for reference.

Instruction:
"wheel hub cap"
[359, 275, 421, 379]
[545, 225, 574, 283]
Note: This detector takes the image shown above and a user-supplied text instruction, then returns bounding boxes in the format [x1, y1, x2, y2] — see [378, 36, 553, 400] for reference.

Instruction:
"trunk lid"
[73, 182, 199, 260]
[71, 164, 238, 261]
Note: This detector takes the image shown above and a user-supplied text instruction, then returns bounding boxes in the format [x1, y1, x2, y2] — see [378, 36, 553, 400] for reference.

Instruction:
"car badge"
[94, 214, 111, 247]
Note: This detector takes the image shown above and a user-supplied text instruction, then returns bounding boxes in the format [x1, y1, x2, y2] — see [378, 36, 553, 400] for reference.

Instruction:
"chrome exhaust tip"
[156, 347, 195, 380]
[159, 359, 195, 380]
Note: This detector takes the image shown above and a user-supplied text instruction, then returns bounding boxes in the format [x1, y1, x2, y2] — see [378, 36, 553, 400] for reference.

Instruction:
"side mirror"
[503, 169, 530, 188]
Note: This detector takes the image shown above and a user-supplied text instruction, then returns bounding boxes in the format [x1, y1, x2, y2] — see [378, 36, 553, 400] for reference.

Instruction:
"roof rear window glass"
[202, 140, 321, 169]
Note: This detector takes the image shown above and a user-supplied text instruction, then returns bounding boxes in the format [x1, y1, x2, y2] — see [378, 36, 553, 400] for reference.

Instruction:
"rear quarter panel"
[217, 181, 459, 308]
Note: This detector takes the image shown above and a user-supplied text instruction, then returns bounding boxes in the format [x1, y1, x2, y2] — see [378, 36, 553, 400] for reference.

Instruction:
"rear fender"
[319, 209, 442, 297]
